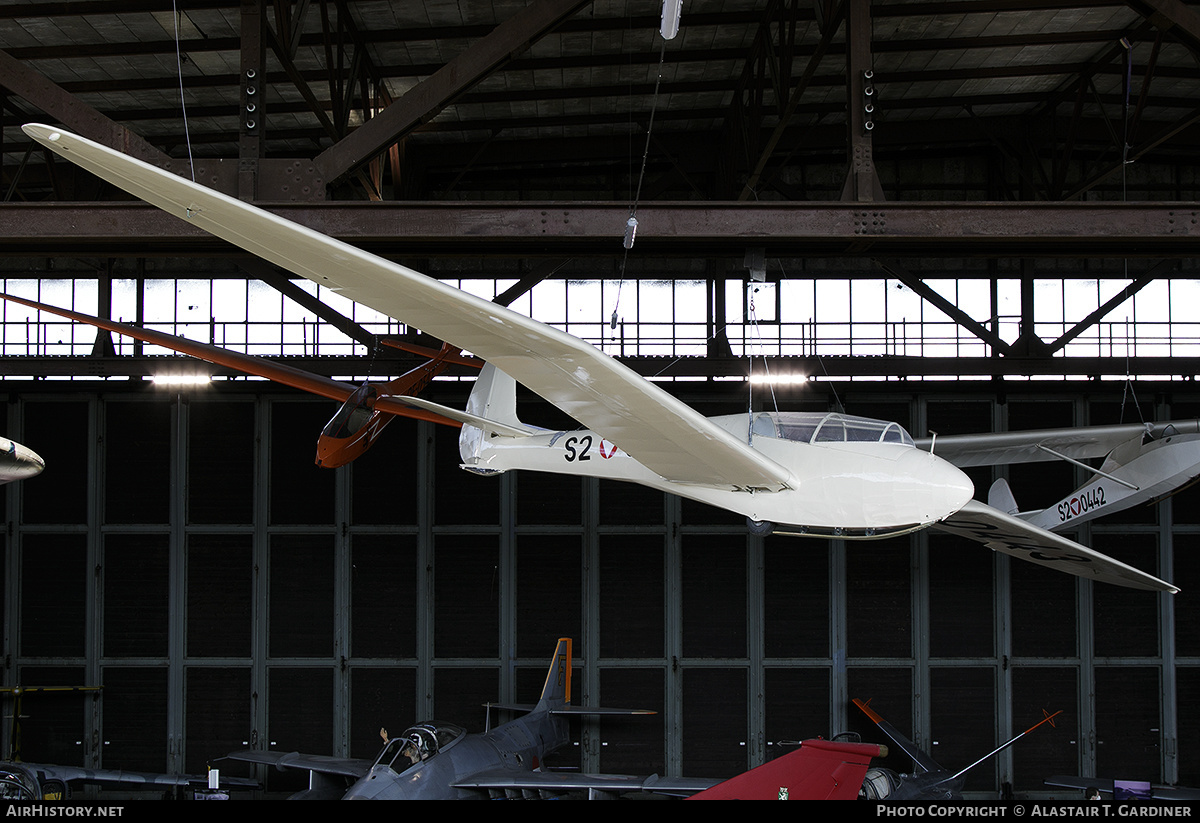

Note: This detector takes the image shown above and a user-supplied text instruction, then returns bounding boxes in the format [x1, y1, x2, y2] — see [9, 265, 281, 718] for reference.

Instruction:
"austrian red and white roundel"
[1058, 486, 1106, 522]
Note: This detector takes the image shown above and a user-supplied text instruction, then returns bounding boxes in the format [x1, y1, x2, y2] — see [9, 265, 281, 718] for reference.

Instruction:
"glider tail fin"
[460, 363, 527, 465]
[988, 478, 1020, 516]
[465, 362, 523, 427]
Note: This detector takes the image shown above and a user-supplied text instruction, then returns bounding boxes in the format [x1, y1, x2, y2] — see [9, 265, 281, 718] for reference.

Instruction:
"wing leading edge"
[20, 124, 792, 493]
[222, 749, 371, 779]
[917, 421, 1200, 468]
[935, 499, 1177, 592]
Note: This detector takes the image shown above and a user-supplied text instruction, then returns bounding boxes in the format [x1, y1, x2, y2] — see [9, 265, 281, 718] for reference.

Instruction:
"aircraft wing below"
[460, 738, 886, 800]
[222, 749, 372, 779]
[484, 701, 656, 716]
[452, 769, 717, 797]
[688, 739, 887, 800]
[8, 761, 258, 789]
[915, 421, 1200, 468]
[21, 125, 793, 494]
[934, 499, 1177, 592]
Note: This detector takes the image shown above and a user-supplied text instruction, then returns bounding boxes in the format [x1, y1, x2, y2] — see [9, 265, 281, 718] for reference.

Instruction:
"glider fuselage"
[1031, 432, 1200, 532]
[461, 413, 974, 537]
[314, 345, 466, 467]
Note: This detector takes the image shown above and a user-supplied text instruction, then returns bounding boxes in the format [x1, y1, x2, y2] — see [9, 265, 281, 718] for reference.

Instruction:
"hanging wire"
[171, 1, 196, 181]
[817, 353, 846, 415]
[611, 36, 668, 333]
[1117, 37, 1143, 425]
[745, 285, 780, 422]
[1119, 320, 1146, 426]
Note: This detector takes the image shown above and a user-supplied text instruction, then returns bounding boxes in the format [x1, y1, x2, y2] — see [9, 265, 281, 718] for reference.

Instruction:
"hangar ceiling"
[2, 0, 1200, 380]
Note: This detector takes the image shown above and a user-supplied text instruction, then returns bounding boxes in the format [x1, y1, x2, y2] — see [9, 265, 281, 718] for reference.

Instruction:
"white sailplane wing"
[935, 499, 1177, 592]
[23, 125, 791, 492]
[916, 421, 1200, 468]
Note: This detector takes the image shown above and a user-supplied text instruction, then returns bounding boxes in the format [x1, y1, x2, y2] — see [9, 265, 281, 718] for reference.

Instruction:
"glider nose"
[881, 447, 974, 527]
[920, 452, 974, 522]
[0, 440, 44, 483]
[314, 435, 343, 468]
[17, 444, 44, 474]
[314, 432, 369, 468]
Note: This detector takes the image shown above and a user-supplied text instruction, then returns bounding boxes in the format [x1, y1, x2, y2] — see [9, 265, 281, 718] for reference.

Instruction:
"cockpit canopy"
[751, 412, 915, 447]
[375, 722, 466, 772]
[321, 383, 378, 440]
[0, 766, 38, 801]
[859, 767, 899, 800]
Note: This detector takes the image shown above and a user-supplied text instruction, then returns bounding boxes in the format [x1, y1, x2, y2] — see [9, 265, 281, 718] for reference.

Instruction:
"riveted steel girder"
[3, 200, 1200, 258]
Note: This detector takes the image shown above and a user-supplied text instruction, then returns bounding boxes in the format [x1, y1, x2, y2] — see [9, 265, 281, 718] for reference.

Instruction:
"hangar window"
[1, 273, 1199, 382]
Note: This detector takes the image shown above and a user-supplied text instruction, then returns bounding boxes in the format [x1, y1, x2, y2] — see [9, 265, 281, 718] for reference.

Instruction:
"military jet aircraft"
[224, 636, 892, 800]
[19, 123, 1192, 593]
[223, 638, 673, 800]
[853, 697, 1062, 801]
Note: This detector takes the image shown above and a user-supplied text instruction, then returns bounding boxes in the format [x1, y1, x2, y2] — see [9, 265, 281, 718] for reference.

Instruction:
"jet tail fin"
[537, 638, 572, 709]
[480, 638, 572, 725]
[853, 698, 943, 775]
[487, 639, 654, 723]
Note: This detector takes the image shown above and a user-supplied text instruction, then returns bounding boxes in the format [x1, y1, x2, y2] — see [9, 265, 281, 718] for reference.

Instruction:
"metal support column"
[841, 0, 886, 202]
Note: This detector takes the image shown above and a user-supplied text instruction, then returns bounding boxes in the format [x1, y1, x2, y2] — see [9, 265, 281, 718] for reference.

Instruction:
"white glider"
[19, 124, 1183, 593]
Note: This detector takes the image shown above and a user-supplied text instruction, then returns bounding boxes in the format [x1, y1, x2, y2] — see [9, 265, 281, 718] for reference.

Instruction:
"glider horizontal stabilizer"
[373, 394, 539, 438]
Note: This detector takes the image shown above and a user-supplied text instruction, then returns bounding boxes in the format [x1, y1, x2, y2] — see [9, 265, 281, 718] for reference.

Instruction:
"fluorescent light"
[151, 374, 211, 386]
[749, 374, 808, 385]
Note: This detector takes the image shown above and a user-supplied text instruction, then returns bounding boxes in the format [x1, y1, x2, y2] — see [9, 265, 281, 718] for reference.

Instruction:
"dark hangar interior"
[3, 0, 1200, 799]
